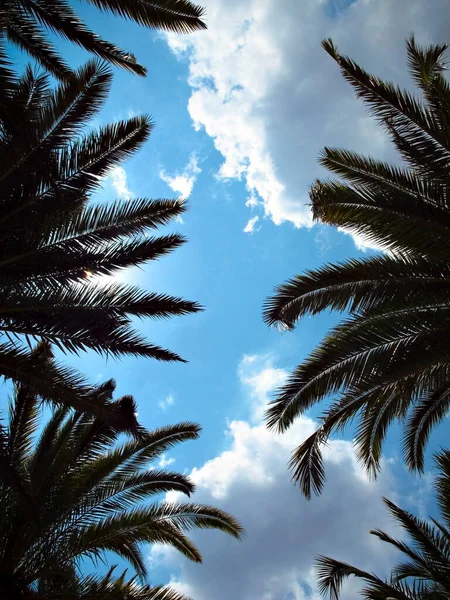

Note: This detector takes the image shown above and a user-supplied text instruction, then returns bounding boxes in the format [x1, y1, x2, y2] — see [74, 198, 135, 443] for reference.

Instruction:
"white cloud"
[159, 394, 175, 411]
[108, 166, 132, 199]
[149, 354, 403, 599]
[158, 454, 176, 468]
[165, 0, 450, 247]
[243, 215, 260, 234]
[160, 154, 201, 198]
[238, 353, 288, 422]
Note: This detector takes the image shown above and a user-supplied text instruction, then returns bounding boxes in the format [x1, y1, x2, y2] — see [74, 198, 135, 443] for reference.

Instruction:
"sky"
[4, 0, 450, 598]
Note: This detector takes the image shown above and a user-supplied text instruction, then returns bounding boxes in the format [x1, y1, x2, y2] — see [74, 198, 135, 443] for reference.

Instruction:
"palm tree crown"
[0, 377, 243, 598]
[264, 37, 450, 497]
[0, 54, 201, 428]
[316, 450, 450, 600]
[0, 0, 206, 79]
[39, 568, 193, 600]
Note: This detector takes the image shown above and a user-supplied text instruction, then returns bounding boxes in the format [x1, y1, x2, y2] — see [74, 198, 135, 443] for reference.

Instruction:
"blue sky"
[4, 0, 450, 597]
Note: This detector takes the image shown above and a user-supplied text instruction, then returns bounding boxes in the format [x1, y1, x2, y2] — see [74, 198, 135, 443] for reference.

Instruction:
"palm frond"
[0, 341, 141, 430]
[322, 38, 450, 180]
[315, 556, 403, 600]
[310, 179, 450, 259]
[5, 11, 72, 79]
[0, 60, 200, 416]
[263, 255, 450, 329]
[2, 0, 206, 79]
[264, 37, 450, 495]
[0, 37, 17, 111]
[403, 386, 450, 472]
[0, 397, 242, 595]
[25, 0, 147, 75]
[71, 567, 192, 599]
[8, 379, 39, 467]
[435, 450, 450, 528]
[83, 0, 206, 34]
[50, 198, 187, 244]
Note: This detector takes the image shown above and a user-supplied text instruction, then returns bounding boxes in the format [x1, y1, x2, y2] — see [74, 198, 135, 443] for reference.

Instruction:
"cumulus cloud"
[160, 154, 201, 199]
[243, 215, 260, 234]
[165, 0, 450, 248]
[149, 354, 402, 599]
[108, 166, 132, 199]
[159, 394, 175, 411]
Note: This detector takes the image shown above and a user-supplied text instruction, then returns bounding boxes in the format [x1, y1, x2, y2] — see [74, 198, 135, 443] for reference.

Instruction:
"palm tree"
[263, 37, 450, 497]
[0, 0, 206, 79]
[0, 376, 243, 599]
[0, 54, 201, 428]
[39, 567, 192, 599]
[316, 450, 450, 600]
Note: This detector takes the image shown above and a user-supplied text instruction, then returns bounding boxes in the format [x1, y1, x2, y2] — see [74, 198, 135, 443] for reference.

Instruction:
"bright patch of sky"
[159, 393, 175, 411]
[3, 0, 450, 597]
[108, 165, 133, 199]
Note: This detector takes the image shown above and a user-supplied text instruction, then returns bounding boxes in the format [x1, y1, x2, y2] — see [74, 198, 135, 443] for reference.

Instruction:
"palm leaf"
[264, 38, 450, 494]
[83, 0, 206, 34]
[0, 61, 200, 423]
[5, 10, 72, 79]
[0, 398, 242, 594]
[1, 0, 206, 78]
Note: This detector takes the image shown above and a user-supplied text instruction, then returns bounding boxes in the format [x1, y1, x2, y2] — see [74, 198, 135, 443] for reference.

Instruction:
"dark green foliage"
[316, 451, 450, 600]
[0, 0, 206, 79]
[263, 38, 450, 497]
[38, 567, 194, 599]
[0, 381, 243, 598]
[0, 56, 201, 428]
